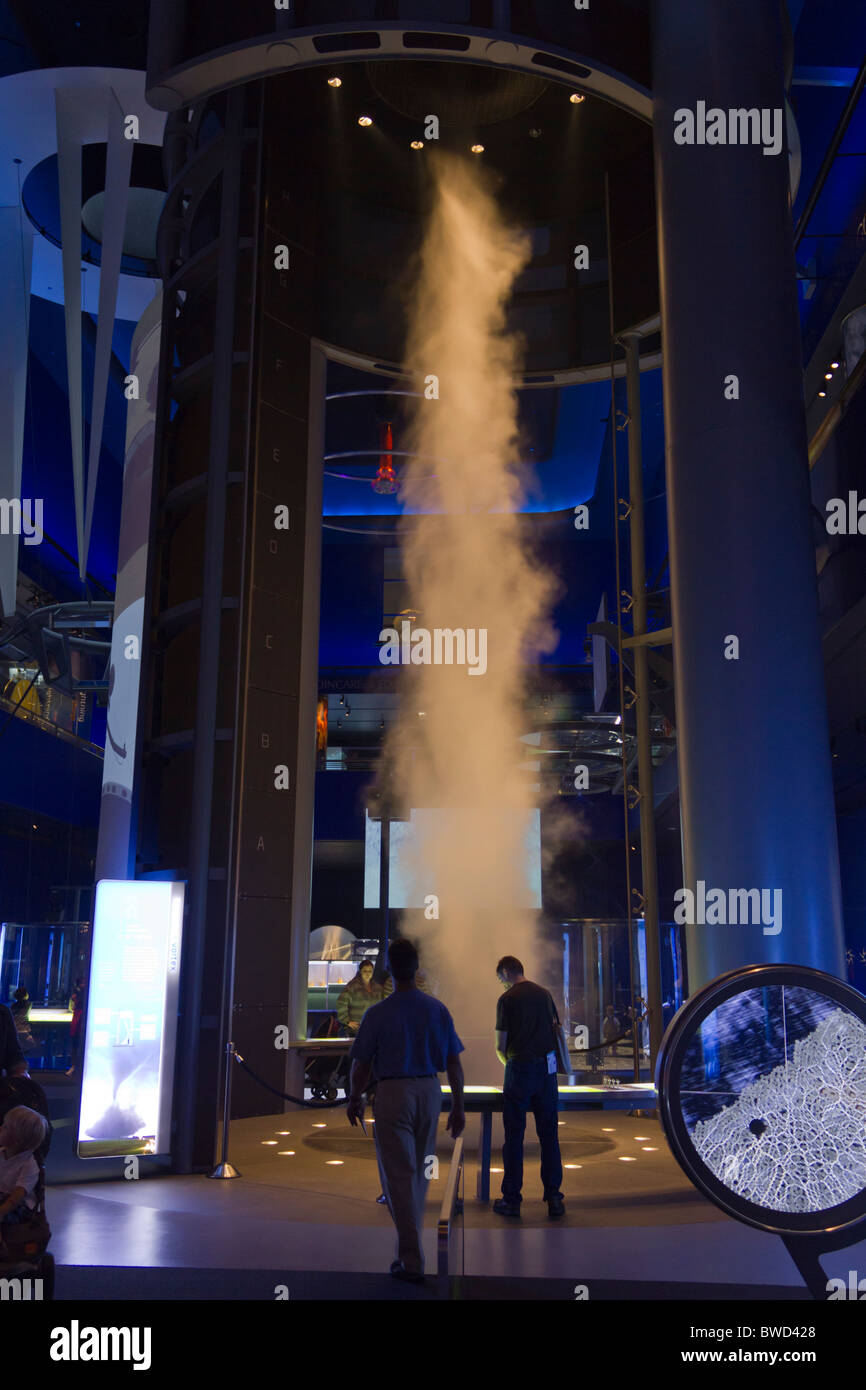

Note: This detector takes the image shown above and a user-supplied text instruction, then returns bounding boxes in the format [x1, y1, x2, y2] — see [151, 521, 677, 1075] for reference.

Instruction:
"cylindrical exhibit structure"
[651, 0, 845, 986]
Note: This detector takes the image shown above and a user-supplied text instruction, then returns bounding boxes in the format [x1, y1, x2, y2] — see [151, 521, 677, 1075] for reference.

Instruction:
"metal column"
[620, 331, 663, 1062]
[175, 88, 246, 1172]
[651, 0, 845, 985]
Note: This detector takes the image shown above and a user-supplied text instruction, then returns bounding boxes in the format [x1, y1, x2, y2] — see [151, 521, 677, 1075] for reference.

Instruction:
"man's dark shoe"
[547, 1196, 565, 1219]
[390, 1259, 424, 1284]
[493, 1198, 521, 1218]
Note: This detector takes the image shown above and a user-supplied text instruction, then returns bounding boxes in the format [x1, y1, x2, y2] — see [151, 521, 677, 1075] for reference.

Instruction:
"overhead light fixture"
[529, 127, 542, 139]
[831, 360, 840, 369]
[818, 390, 826, 398]
[410, 140, 423, 150]
[825, 371, 833, 380]
[358, 115, 373, 127]
[470, 143, 484, 154]
[570, 93, 585, 104]
[327, 77, 342, 88]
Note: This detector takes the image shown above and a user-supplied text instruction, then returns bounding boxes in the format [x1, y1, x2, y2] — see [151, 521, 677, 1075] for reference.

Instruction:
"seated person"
[0, 1105, 48, 1238]
[336, 960, 387, 1036]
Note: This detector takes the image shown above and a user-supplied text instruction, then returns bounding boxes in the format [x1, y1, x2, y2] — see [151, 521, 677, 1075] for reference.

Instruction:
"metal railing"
[437, 1134, 464, 1282]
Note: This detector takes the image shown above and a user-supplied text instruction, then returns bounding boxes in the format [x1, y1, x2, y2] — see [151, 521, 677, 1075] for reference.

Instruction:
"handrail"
[437, 1134, 464, 1280]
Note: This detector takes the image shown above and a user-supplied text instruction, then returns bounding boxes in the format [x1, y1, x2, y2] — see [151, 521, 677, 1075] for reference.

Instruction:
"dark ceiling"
[265, 60, 657, 371]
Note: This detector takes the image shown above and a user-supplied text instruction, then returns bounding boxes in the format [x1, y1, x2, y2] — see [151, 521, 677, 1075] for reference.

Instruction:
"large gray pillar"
[651, 0, 845, 986]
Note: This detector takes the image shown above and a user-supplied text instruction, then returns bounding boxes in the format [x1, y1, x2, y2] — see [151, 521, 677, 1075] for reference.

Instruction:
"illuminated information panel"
[78, 880, 184, 1159]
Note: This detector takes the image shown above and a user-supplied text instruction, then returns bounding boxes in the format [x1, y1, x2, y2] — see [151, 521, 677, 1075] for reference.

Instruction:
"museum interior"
[0, 0, 865, 1300]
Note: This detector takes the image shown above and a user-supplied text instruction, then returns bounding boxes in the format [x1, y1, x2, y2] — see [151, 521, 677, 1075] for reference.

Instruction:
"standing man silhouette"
[493, 955, 565, 1219]
[346, 937, 465, 1282]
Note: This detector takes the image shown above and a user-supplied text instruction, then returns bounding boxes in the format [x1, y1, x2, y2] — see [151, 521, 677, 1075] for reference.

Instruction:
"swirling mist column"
[382, 155, 557, 1077]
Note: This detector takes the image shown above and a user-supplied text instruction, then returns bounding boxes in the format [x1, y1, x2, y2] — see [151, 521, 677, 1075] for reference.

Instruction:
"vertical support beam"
[55, 89, 88, 578]
[95, 292, 163, 881]
[146, 0, 189, 98]
[287, 342, 326, 1053]
[175, 88, 246, 1173]
[377, 813, 391, 969]
[620, 331, 663, 1063]
[82, 89, 133, 578]
[651, 0, 845, 986]
[0, 207, 32, 618]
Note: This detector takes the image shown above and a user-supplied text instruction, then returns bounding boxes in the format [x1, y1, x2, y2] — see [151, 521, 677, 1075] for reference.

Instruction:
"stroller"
[0, 1075, 54, 1300]
[304, 1014, 352, 1102]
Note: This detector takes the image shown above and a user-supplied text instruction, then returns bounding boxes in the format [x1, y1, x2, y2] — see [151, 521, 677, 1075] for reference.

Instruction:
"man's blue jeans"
[501, 1056, 563, 1204]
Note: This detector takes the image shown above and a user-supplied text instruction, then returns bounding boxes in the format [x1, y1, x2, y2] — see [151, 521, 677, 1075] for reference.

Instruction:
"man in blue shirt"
[346, 937, 465, 1282]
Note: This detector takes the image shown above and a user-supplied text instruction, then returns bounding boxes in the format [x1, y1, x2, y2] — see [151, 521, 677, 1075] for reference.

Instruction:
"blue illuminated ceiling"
[322, 361, 622, 518]
[4, 0, 861, 621]
[790, 0, 866, 358]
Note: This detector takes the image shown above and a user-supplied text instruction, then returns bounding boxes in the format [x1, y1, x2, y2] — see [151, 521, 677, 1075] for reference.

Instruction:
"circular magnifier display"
[656, 964, 866, 1235]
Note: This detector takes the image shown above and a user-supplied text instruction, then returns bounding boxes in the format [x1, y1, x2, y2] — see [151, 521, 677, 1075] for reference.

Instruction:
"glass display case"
[560, 918, 685, 1081]
[0, 920, 90, 1071]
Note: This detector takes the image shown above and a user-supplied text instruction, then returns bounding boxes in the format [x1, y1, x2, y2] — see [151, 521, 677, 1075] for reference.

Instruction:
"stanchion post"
[209, 1040, 242, 1179]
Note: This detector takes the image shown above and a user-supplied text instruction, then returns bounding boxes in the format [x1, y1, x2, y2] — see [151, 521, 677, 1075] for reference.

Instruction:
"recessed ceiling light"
[570, 93, 585, 104]
[278, 1150, 295, 1155]
[642, 1146, 657, 1152]
[328, 77, 342, 88]
[470, 143, 484, 154]
[312, 1122, 326, 1128]
[825, 371, 833, 380]
[358, 115, 373, 127]
[410, 140, 423, 150]
[564, 1163, 582, 1169]
[618, 1155, 637, 1162]
[831, 360, 839, 368]
[326, 1160, 344, 1165]
[261, 1140, 277, 1145]
[818, 390, 826, 398]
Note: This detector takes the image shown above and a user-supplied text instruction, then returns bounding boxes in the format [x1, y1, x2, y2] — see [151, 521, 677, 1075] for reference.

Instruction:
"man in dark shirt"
[0, 1005, 30, 1079]
[346, 937, 465, 1282]
[493, 954, 564, 1219]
